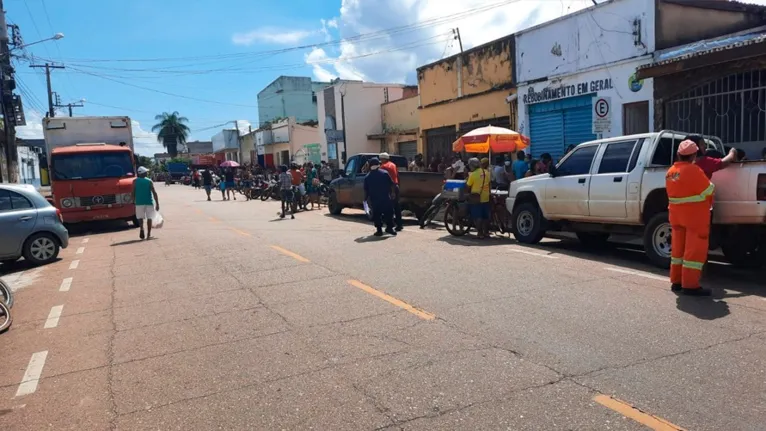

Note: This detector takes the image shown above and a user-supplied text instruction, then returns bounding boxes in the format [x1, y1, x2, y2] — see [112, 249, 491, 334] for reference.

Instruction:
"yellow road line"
[231, 228, 251, 237]
[209, 216, 219, 223]
[194, 209, 203, 214]
[270, 245, 310, 263]
[347, 279, 435, 321]
[594, 395, 686, 431]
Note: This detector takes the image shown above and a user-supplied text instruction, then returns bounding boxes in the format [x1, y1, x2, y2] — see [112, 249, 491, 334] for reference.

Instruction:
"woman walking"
[305, 162, 320, 210]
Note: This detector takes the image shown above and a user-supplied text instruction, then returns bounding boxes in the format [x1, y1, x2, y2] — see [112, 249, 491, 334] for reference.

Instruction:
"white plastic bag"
[363, 201, 371, 216]
[153, 211, 164, 229]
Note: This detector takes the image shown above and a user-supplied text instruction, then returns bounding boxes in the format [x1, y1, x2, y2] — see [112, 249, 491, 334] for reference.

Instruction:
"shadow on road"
[437, 235, 508, 247]
[354, 235, 394, 243]
[676, 295, 731, 320]
[110, 239, 145, 247]
[0, 259, 60, 276]
[65, 220, 135, 238]
[324, 212, 420, 227]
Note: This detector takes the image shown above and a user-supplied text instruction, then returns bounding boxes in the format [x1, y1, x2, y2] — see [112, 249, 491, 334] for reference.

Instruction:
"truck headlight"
[120, 193, 133, 204]
[61, 198, 74, 208]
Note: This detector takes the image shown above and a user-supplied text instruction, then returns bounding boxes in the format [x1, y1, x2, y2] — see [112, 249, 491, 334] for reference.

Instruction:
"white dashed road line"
[507, 248, 559, 259]
[43, 305, 64, 329]
[81, 238, 89, 244]
[75, 247, 85, 255]
[68, 260, 79, 270]
[59, 277, 73, 292]
[15, 351, 48, 398]
[605, 267, 667, 281]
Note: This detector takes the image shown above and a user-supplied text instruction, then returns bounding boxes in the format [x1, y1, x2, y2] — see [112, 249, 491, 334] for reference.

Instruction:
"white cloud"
[309, 0, 593, 83]
[16, 110, 45, 140]
[131, 120, 163, 156]
[232, 28, 314, 46]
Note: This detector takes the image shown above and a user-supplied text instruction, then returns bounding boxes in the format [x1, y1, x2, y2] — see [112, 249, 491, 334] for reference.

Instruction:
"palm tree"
[152, 111, 190, 157]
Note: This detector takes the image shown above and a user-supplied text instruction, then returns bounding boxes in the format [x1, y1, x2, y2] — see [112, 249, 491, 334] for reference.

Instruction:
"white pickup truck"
[506, 131, 766, 268]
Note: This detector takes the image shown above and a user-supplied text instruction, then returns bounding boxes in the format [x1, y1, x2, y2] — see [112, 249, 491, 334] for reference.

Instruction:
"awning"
[635, 30, 766, 80]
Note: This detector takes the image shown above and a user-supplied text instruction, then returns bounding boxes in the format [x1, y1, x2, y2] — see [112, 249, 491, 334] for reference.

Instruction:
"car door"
[336, 157, 358, 205]
[543, 145, 598, 219]
[0, 189, 38, 258]
[587, 140, 638, 219]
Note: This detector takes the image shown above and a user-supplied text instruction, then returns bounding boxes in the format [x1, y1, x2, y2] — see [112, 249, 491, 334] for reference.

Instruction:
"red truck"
[43, 116, 138, 225]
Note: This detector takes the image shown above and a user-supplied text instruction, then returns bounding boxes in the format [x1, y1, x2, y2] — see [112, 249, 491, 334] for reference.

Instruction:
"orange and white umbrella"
[452, 125, 530, 153]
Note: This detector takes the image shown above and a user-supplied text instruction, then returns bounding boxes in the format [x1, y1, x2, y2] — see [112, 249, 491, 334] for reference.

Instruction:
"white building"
[317, 80, 405, 167]
[17, 145, 41, 188]
[211, 129, 240, 162]
[263, 117, 321, 167]
[515, 0, 655, 161]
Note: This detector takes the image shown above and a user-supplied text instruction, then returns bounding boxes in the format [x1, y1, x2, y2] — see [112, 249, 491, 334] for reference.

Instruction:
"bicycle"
[0, 278, 12, 309]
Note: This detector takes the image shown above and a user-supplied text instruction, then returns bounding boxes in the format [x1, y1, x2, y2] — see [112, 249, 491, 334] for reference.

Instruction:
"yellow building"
[417, 34, 516, 161]
[368, 87, 420, 161]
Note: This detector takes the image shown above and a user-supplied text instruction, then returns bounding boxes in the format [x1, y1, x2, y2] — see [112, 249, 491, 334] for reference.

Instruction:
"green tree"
[151, 111, 190, 157]
[134, 154, 154, 168]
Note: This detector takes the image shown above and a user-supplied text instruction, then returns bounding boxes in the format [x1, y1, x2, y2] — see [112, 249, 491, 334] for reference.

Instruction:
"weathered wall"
[240, 132, 256, 164]
[656, 1, 766, 50]
[382, 96, 419, 132]
[257, 76, 330, 127]
[516, 0, 653, 83]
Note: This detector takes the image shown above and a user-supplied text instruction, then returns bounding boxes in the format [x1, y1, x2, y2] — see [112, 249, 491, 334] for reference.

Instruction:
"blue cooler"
[442, 179, 467, 201]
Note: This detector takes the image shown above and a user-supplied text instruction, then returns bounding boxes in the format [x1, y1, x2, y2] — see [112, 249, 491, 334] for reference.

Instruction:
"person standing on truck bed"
[364, 158, 396, 237]
[379, 152, 403, 231]
[133, 166, 160, 240]
[686, 134, 738, 179]
[666, 140, 715, 296]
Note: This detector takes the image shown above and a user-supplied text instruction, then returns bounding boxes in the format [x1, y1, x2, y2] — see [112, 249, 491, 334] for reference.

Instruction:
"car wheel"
[643, 212, 671, 269]
[23, 233, 60, 266]
[576, 232, 610, 248]
[328, 192, 343, 215]
[512, 202, 545, 244]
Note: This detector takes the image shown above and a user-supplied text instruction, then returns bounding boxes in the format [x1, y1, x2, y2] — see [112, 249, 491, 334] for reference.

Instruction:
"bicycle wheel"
[0, 301, 12, 334]
[444, 202, 471, 236]
[0, 278, 12, 308]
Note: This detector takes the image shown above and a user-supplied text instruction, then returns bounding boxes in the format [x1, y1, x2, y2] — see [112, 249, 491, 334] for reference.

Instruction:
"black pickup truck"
[327, 153, 444, 219]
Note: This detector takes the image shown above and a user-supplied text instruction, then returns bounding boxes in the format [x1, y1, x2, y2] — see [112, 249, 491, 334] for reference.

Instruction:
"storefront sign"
[523, 78, 614, 104]
[326, 129, 344, 144]
[305, 143, 321, 164]
[256, 144, 265, 155]
[628, 73, 644, 92]
[592, 97, 612, 134]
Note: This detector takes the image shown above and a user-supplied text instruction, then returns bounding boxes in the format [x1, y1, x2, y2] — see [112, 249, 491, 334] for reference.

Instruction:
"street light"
[15, 33, 64, 50]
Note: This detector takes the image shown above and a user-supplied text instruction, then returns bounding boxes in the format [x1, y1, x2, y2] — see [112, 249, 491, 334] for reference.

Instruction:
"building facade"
[368, 87, 419, 161]
[261, 117, 321, 167]
[636, 1, 766, 159]
[257, 76, 329, 127]
[515, 0, 656, 162]
[417, 35, 516, 161]
[211, 129, 240, 162]
[317, 80, 406, 167]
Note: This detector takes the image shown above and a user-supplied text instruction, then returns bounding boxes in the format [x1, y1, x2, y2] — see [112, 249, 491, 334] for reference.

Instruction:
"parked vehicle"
[44, 116, 138, 225]
[327, 153, 444, 219]
[166, 162, 189, 184]
[0, 184, 70, 266]
[506, 130, 766, 268]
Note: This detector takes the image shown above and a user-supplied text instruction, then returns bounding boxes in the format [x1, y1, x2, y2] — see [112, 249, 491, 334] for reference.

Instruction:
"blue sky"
[11, 0, 766, 156]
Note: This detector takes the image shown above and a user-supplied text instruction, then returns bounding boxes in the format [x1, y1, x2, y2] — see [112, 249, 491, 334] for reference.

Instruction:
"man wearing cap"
[364, 157, 396, 236]
[133, 166, 160, 240]
[379, 152, 403, 231]
[666, 140, 715, 296]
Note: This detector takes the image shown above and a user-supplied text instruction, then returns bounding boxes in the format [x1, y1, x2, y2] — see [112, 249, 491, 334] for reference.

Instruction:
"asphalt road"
[1, 185, 765, 430]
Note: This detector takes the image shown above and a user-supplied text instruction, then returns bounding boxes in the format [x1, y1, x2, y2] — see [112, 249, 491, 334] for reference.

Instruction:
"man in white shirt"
[451, 154, 466, 179]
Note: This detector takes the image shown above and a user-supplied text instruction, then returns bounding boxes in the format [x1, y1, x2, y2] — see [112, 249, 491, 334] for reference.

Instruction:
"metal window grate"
[665, 69, 766, 146]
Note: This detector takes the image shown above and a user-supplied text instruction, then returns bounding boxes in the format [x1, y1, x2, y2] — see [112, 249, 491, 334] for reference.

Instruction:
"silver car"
[0, 184, 69, 266]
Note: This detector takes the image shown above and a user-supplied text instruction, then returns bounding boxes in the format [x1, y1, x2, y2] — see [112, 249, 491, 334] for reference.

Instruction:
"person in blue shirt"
[133, 166, 160, 240]
[511, 151, 529, 181]
[363, 158, 396, 237]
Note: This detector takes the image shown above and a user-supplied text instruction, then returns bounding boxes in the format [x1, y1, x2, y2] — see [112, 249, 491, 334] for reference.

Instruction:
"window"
[0, 190, 33, 211]
[345, 158, 357, 177]
[623, 102, 649, 135]
[51, 152, 134, 180]
[598, 141, 637, 174]
[556, 146, 598, 176]
[651, 137, 678, 166]
[627, 139, 645, 171]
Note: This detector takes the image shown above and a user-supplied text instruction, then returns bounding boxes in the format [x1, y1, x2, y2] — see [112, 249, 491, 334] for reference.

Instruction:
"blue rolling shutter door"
[529, 109, 563, 160]
[562, 97, 596, 153]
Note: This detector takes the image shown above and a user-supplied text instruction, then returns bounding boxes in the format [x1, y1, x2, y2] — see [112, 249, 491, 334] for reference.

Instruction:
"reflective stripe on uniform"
[670, 257, 683, 265]
[682, 260, 705, 271]
[668, 183, 715, 205]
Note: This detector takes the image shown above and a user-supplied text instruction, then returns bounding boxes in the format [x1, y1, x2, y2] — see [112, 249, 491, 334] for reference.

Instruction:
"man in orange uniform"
[666, 140, 715, 296]
[379, 152, 403, 231]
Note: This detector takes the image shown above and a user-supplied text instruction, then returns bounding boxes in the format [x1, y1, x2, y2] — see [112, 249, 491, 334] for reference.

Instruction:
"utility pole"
[0, 2, 15, 182]
[53, 93, 84, 116]
[340, 91, 347, 164]
[455, 28, 464, 53]
[29, 63, 64, 117]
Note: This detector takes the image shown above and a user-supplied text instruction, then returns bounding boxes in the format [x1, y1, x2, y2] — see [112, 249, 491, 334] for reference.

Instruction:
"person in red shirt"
[379, 152, 403, 231]
[685, 134, 738, 179]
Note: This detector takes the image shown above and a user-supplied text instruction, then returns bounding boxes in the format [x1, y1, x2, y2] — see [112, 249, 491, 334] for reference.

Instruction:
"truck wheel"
[512, 202, 545, 244]
[576, 232, 610, 248]
[721, 241, 766, 268]
[130, 216, 140, 228]
[328, 192, 343, 215]
[22, 233, 60, 266]
[643, 212, 671, 269]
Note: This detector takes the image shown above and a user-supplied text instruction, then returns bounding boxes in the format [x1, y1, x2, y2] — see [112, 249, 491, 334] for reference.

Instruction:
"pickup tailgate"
[398, 172, 444, 200]
[712, 161, 766, 225]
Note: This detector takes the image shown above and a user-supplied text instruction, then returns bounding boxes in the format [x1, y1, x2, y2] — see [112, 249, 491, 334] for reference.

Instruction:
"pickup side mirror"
[549, 165, 558, 177]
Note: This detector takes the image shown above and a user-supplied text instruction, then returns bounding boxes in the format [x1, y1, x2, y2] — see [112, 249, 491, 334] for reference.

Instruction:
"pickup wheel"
[721, 233, 766, 268]
[511, 202, 545, 244]
[130, 216, 140, 228]
[643, 212, 671, 269]
[328, 191, 343, 215]
[576, 232, 610, 248]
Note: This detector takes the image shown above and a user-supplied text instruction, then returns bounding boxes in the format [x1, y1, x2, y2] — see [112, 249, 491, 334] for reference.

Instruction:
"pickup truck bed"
[328, 153, 443, 219]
